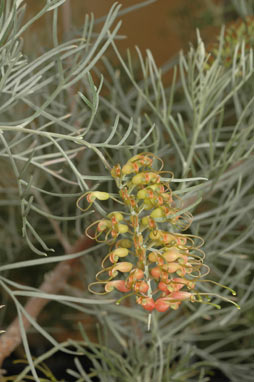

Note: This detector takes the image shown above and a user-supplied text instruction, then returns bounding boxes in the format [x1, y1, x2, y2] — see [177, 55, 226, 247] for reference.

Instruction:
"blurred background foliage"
[0, 0, 254, 381]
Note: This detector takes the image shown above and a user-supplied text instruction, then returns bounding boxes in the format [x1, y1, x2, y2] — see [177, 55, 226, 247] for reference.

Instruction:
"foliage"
[0, 0, 253, 381]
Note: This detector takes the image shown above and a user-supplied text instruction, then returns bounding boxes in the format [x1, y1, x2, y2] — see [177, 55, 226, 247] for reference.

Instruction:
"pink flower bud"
[163, 262, 181, 274]
[158, 281, 168, 292]
[170, 278, 185, 291]
[160, 271, 169, 282]
[172, 278, 195, 290]
[162, 247, 181, 262]
[155, 297, 182, 312]
[150, 266, 161, 279]
[128, 268, 144, 282]
[169, 291, 192, 301]
[105, 280, 131, 293]
[134, 281, 149, 293]
[136, 296, 155, 311]
[155, 298, 171, 312]
[109, 262, 133, 277]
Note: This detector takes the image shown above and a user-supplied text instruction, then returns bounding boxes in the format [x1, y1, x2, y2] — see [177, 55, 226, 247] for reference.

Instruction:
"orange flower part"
[111, 164, 121, 178]
[150, 266, 162, 279]
[155, 297, 181, 312]
[132, 172, 160, 185]
[168, 291, 193, 301]
[97, 219, 111, 232]
[109, 262, 133, 277]
[172, 278, 196, 290]
[133, 280, 149, 294]
[136, 296, 155, 311]
[105, 280, 131, 293]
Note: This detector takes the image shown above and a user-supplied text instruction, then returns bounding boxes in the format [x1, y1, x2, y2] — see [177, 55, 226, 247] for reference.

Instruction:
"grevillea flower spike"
[78, 153, 240, 329]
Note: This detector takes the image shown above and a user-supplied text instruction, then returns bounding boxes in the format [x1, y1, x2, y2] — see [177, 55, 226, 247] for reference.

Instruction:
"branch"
[0, 235, 94, 367]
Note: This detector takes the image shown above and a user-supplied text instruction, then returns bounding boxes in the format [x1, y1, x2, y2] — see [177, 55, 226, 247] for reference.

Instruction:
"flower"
[207, 16, 254, 68]
[79, 153, 239, 315]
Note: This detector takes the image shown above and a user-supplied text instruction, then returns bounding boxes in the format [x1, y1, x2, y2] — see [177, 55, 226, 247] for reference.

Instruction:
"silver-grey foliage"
[0, 1, 253, 381]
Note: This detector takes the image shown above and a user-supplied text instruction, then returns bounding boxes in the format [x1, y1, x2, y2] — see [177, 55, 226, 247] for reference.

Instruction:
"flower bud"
[97, 219, 111, 232]
[129, 154, 153, 167]
[143, 198, 154, 210]
[141, 216, 149, 226]
[109, 248, 129, 263]
[134, 280, 149, 293]
[150, 266, 161, 279]
[105, 280, 131, 293]
[109, 262, 133, 277]
[87, 191, 110, 203]
[149, 184, 165, 192]
[158, 281, 169, 293]
[162, 192, 173, 203]
[149, 230, 162, 241]
[117, 224, 129, 234]
[155, 298, 171, 312]
[172, 278, 195, 291]
[149, 231, 176, 245]
[162, 247, 182, 262]
[116, 239, 132, 248]
[148, 252, 158, 263]
[130, 268, 144, 280]
[141, 216, 156, 229]
[151, 208, 164, 218]
[111, 164, 121, 178]
[108, 212, 124, 222]
[132, 172, 160, 185]
[137, 189, 147, 199]
[163, 262, 180, 274]
[122, 163, 135, 175]
[136, 296, 155, 311]
[169, 291, 193, 301]
[126, 268, 144, 287]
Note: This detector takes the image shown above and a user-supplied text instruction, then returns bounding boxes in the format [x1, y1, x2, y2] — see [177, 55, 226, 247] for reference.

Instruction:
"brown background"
[24, 0, 224, 66]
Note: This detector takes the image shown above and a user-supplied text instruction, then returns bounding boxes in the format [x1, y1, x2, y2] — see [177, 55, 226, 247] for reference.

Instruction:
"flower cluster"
[208, 16, 254, 68]
[78, 153, 239, 313]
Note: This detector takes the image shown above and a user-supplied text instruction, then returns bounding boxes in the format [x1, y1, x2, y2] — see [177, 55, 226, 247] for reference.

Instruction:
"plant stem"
[0, 235, 94, 368]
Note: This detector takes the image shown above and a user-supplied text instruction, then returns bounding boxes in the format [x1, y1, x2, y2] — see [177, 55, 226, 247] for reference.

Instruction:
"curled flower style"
[79, 152, 239, 316]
